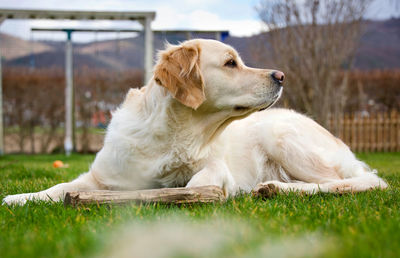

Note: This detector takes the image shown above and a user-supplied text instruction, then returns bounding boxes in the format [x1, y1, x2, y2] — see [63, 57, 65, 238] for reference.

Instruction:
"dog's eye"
[224, 59, 237, 68]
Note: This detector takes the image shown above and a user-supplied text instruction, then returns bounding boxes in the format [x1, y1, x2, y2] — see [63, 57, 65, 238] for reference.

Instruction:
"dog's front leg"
[186, 159, 237, 197]
[3, 171, 103, 205]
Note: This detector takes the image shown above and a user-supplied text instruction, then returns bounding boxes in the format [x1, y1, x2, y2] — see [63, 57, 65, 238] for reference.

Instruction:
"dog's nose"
[271, 71, 285, 83]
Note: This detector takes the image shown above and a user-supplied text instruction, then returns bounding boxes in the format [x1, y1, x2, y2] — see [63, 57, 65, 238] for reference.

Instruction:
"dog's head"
[154, 39, 283, 114]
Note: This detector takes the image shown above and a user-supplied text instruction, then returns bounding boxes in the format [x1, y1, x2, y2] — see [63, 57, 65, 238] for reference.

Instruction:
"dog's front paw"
[252, 182, 280, 198]
[2, 193, 31, 205]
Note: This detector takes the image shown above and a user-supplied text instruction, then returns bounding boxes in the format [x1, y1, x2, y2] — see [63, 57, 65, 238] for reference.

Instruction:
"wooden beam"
[32, 28, 143, 33]
[0, 9, 155, 21]
[31, 28, 229, 35]
[64, 185, 225, 206]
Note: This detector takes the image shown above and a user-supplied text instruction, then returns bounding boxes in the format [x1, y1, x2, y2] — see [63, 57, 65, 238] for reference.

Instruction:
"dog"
[3, 39, 387, 205]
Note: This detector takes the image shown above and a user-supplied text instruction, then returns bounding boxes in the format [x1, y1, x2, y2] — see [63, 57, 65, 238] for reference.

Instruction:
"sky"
[0, 0, 398, 42]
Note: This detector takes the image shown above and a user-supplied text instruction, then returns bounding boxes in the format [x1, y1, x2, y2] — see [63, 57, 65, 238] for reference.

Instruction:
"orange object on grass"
[53, 160, 64, 168]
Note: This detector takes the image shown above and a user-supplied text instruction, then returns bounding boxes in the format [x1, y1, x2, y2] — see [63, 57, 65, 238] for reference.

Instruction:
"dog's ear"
[154, 43, 205, 109]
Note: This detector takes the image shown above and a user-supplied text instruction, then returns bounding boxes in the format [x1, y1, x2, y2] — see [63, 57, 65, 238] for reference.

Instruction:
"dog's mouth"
[233, 105, 251, 112]
[258, 102, 275, 111]
[234, 87, 283, 112]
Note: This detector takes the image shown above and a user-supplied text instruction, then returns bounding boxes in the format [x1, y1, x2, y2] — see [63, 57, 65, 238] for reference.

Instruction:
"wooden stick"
[64, 185, 225, 206]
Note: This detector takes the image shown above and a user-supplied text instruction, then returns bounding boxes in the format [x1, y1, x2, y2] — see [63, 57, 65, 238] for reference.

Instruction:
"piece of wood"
[64, 185, 225, 207]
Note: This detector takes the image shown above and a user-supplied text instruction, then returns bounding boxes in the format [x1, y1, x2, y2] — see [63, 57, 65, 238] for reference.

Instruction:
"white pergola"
[0, 9, 155, 155]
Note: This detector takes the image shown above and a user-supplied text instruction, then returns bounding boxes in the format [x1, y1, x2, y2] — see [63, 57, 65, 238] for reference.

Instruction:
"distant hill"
[1, 17, 400, 70]
[7, 50, 114, 69]
[0, 33, 55, 60]
[354, 18, 400, 69]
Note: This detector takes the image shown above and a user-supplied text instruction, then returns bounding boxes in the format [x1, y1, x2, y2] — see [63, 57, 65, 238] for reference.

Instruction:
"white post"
[215, 32, 221, 41]
[0, 18, 5, 155]
[142, 16, 153, 84]
[64, 30, 74, 155]
[185, 31, 191, 40]
[0, 37, 3, 156]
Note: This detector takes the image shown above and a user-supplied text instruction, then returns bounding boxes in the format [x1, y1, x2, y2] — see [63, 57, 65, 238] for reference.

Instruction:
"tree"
[256, 0, 372, 133]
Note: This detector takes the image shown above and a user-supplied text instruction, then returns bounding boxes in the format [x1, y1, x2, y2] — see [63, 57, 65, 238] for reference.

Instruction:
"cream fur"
[3, 39, 387, 205]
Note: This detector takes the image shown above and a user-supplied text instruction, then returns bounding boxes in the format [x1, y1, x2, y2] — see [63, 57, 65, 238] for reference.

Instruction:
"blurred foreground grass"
[0, 153, 399, 258]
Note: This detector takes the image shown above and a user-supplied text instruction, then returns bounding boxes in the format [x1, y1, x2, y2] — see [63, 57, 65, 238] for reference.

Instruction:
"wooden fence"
[328, 110, 400, 152]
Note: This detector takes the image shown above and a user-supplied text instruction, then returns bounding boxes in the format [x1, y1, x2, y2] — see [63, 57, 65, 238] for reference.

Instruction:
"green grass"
[0, 153, 399, 258]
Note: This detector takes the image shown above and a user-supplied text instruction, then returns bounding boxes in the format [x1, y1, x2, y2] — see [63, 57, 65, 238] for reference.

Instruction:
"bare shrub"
[75, 66, 143, 153]
[256, 0, 372, 134]
[3, 67, 143, 153]
[3, 67, 64, 153]
[347, 69, 400, 112]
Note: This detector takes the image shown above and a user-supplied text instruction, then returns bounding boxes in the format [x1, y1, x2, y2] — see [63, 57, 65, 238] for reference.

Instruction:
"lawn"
[0, 153, 399, 258]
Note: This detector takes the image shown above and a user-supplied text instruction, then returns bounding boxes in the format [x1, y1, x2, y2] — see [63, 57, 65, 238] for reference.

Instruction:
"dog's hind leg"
[257, 114, 388, 188]
[254, 173, 388, 197]
[2, 171, 103, 205]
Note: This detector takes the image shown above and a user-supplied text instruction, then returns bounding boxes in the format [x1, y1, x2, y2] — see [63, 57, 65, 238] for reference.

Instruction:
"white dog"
[3, 39, 387, 205]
